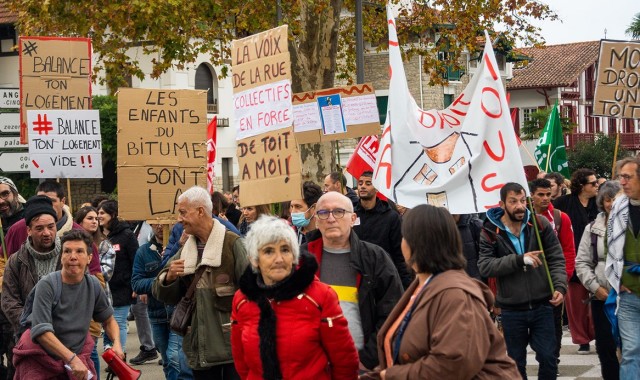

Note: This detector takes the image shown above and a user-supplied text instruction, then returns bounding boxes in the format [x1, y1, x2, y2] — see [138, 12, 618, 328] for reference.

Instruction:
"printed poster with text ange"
[232, 25, 292, 140]
[593, 40, 640, 119]
[292, 84, 380, 144]
[19, 37, 92, 144]
[117, 88, 207, 221]
[27, 110, 102, 178]
[236, 126, 302, 206]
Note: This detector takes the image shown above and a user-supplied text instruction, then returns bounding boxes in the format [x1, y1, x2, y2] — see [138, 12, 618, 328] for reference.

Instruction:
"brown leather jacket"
[377, 269, 519, 379]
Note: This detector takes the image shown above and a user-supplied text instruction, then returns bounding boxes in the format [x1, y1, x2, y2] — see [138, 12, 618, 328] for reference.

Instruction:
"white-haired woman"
[231, 216, 359, 380]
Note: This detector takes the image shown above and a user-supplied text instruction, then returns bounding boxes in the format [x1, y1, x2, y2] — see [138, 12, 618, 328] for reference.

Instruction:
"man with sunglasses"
[300, 191, 403, 372]
[553, 168, 599, 355]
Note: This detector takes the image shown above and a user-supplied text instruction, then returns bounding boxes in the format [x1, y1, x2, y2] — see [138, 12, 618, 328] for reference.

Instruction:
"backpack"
[18, 271, 101, 338]
[552, 208, 562, 235]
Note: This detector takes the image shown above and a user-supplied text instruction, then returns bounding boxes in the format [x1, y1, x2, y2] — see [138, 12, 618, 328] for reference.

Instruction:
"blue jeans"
[618, 291, 640, 380]
[91, 338, 100, 380]
[151, 318, 179, 380]
[502, 304, 557, 380]
[104, 305, 129, 351]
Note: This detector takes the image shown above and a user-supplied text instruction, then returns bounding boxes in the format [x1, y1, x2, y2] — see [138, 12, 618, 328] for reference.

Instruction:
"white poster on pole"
[27, 109, 102, 178]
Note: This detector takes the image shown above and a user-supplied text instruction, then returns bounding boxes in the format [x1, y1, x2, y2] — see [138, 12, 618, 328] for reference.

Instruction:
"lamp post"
[355, 0, 364, 84]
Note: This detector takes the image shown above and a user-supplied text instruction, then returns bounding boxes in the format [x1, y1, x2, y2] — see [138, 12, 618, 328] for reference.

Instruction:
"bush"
[567, 134, 630, 179]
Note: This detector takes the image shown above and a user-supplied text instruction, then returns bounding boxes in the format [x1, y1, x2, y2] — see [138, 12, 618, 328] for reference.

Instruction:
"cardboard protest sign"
[373, 7, 528, 213]
[593, 40, 640, 118]
[27, 110, 102, 178]
[236, 126, 302, 206]
[232, 25, 302, 206]
[117, 89, 207, 221]
[19, 37, 92, 144]
[292, 84, 380, 144]
[232, 26, 292, 140]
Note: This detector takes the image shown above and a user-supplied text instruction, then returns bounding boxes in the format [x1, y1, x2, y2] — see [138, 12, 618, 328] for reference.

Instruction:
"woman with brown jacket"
[363, 204, 519, 379]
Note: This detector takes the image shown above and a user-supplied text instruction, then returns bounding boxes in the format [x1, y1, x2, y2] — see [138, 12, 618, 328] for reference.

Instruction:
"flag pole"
[545, 143, 551, 173]
[612, 119, 621, 177]
[527, 198, 555, 294]
[520, 143, 541, 171]
[0, 219, 7, 261]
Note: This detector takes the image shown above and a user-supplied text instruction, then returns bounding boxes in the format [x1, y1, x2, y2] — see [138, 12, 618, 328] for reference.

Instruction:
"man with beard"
[0, 178, 26, 380]
[0, 177, 26, 237]
[352, 172, 413, 288]
[478, 182, 567, 380]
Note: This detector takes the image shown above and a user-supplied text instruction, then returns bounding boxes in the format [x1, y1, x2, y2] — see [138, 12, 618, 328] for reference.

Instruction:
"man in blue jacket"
[132, 223, 193, 380]
[478, 182, 567, 379]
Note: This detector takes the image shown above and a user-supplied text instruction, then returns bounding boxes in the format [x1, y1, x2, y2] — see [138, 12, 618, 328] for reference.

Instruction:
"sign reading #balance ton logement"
[19, 37, 92, 144]
[117, 89, 207, 221]
[27, 110, 102, 178]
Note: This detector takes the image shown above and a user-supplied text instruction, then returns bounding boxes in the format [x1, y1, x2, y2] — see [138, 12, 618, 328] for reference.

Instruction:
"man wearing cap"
[1, 196, 62, 379]
[0, 177, 26, 237]
[3, 180, 85, 257]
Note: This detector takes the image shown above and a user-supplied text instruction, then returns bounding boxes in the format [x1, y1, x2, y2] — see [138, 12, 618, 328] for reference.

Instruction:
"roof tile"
[506, 41, 600, 90]
[0, 2, 17, 24]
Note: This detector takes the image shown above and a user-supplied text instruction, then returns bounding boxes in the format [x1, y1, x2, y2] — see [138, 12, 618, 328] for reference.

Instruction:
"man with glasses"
[553, 168, 599, 355]
[606, 157, 640, 379]
[300, 191, 403, 372]
[0, 177, 26, 237]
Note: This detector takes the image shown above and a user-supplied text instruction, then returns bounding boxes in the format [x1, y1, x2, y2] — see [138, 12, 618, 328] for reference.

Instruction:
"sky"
[530, 0, 638, 46]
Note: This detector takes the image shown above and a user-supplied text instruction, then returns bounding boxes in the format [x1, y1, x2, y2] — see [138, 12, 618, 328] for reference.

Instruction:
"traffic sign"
[0, 151, 30, 172]
[0, 136, 27, 149]
[0, 113, 20, 134]
[0, 89, 19, 109]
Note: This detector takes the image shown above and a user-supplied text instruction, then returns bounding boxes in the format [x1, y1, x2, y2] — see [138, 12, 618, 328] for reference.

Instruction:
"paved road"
[105, 323, 605, 379]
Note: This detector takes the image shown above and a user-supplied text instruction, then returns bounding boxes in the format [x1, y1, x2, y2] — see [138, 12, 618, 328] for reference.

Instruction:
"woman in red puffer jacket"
[231, 216, 358, 380]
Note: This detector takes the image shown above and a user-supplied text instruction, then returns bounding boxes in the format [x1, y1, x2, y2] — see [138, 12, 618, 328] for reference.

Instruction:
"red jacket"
[539, 203, 576, 282]
[231, 253, 358, 380]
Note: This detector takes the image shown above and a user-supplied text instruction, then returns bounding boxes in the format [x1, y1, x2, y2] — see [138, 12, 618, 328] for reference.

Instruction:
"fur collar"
[181, 219, 227, 275]
[239, 251, 318, 302]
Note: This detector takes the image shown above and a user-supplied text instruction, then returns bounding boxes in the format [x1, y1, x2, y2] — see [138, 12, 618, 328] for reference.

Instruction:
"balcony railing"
[566, 133, 640, 150]
[207, 103, 218, 113]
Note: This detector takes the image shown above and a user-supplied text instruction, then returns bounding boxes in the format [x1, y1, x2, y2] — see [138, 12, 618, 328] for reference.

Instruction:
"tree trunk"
[289, 0, 343, 182]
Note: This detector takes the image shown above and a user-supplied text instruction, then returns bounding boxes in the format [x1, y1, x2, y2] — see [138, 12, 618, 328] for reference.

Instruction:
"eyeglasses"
[316, 208, 351, 220]
[586, 180, 599, 187]
[0, 190, 12, 200]
[618, 174, 636, 181]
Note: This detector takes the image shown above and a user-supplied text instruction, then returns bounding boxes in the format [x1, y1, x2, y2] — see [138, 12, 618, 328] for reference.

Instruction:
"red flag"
[206, 116, 217, 194]
[346, 136, 388, 201]
[346, 136, 379, 179]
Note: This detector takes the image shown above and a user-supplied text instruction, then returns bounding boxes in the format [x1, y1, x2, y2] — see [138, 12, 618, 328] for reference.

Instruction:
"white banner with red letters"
[373, 6, 528, 213]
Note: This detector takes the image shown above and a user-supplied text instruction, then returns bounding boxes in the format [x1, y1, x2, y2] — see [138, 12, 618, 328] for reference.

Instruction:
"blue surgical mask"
[291, 212, 311, 228]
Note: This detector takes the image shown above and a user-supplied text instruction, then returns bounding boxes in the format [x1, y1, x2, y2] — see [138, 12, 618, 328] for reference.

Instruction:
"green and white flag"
[534, 101, 569, 177]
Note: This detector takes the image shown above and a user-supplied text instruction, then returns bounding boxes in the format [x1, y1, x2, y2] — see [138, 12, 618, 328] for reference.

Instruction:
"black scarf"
[238, 252, 318, 380]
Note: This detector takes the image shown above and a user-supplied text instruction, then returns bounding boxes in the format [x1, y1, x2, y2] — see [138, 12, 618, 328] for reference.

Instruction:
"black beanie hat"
[25, 195, 58, 226]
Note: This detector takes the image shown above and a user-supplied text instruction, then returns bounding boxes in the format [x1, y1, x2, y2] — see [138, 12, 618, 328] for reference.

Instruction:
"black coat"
[457, 214, 483, 280]
[353, 198, 413, 288]
[106, 219, 139, 307]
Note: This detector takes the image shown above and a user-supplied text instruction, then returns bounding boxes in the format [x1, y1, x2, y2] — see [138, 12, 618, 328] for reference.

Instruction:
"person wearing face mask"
[290, 181, 323, 245]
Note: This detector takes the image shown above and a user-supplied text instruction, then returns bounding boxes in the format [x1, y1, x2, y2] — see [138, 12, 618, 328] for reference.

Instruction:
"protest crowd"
[1, 4, 639, 380]
[0, 162, 639, 380]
